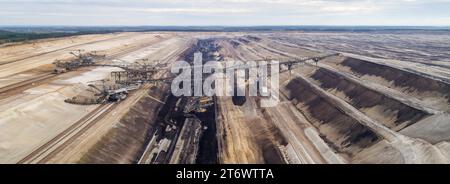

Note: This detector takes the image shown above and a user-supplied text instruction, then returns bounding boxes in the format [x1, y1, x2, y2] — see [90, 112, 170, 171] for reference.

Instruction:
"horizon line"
[1, 25, 450, 28]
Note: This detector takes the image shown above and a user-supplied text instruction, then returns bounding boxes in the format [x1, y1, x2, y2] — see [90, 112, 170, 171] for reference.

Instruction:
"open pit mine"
[0, 31, 449, 164]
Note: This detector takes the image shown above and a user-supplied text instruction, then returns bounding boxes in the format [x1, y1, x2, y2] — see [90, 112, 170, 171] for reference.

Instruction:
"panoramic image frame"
[0, 0, 450, 182]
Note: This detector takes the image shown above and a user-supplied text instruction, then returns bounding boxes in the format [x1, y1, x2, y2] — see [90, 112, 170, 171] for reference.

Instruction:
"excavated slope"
[311, 68, 430, 131]
[284, 78, 381, 159]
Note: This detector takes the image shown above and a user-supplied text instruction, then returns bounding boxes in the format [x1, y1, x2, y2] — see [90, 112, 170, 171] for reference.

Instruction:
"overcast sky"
[0, 0, 449, 26]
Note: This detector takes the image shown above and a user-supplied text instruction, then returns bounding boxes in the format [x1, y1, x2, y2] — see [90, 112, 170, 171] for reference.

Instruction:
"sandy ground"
[0, 33, 122, 63]
[0, 33, 180, 163]
[45, 36, 194, 163]
[0, 71, 101, 163]
[235, 35, 450, 163]
[218, 37, 346, 164]
[216, 39, 277, 163]
[265, 32, 450, 67]
[1, 31, 449, 164]
[216, 38, 334, 164]
[0, 32, 171, 88]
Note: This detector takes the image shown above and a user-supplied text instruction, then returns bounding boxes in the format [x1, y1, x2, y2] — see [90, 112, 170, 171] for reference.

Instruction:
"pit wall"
[78, 85, 169, 163]
[338, 57, 450, 112]
[342, 58, 450, 94]
[283, 78, 381, 159]
[310, 68, 430, 131]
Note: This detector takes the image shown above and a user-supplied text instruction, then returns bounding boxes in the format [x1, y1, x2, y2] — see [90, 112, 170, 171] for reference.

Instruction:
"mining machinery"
[109, 60, 168, 85]
[65, 53, 341, 105]
[53, 50, 106, 73]
[184, 97, 214, 113]
[86, 80, 141, 103]
[277, 53, 340, 79]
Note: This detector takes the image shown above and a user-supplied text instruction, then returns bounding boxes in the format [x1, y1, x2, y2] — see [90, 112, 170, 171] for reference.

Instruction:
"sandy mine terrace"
[45, 37, 194, 164]
[0, 32, 174, 89]
[216, 35, 450, 163]
[0, 33, 187, 163]
[0, 32, 173, 64]
[0, 31, 449, 164]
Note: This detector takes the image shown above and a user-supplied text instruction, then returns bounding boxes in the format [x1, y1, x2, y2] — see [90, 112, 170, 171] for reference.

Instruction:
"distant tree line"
[0, 30, 117, 45]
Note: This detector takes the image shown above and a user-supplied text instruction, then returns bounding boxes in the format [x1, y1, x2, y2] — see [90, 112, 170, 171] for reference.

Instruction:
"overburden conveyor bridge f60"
[59, 51, 339, 105]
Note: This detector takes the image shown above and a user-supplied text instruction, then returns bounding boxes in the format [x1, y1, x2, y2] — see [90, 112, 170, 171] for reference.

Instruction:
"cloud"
[321, 5, 379, 13]
[0, 0, 449, 25]
[130, 7, 253, 14]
